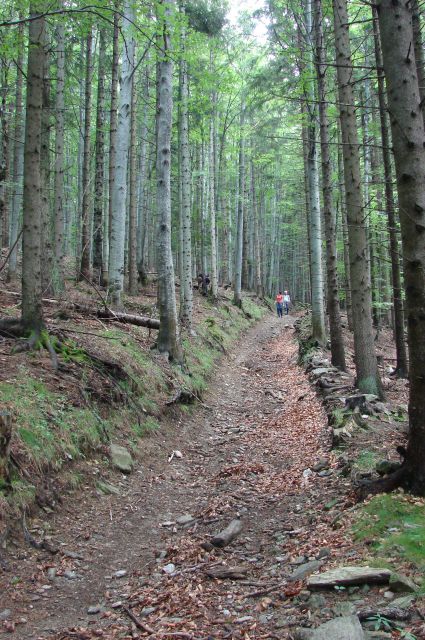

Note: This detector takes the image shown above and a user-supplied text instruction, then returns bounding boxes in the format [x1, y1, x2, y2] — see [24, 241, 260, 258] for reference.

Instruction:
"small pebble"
[113, 570, 127, 578]
[162, 563, 176, 575]
[63, 571, 78, 580]
[87, 606, 101, 615]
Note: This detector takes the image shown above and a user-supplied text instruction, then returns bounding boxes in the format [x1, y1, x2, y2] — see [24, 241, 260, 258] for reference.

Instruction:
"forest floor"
[1, 308, 424, 639]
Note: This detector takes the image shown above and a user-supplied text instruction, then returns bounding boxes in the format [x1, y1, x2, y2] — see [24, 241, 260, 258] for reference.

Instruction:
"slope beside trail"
[2, 313, 352, 639]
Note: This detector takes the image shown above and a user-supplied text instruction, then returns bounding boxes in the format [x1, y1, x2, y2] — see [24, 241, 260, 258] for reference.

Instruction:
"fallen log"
[210, 518, 243, 548]
[205, 565, 248, 580]
[97, 309, 160, 330]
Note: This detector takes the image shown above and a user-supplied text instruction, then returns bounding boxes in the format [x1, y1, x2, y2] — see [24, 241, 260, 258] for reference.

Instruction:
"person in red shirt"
[276, 291, 283, 318]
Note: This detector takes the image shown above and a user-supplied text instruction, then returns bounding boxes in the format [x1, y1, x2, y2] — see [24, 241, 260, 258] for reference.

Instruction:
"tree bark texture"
[105, 12, 120, 286]
[372, 8, 408, 378]
[333, 0, 382, 396]
[21, 2, 46, 334]
[128, 50, 138, 296]
[79, 30, 93, 281]
[53, 20, 66, 292]
[156, 0, 181, 361]
[92, 28, 106, 277]
[233, 103, 245, 307]
[178, 41, 193, 330]
[8, 22, 24, 282]
[109, 1, 135, 307]
[314, 0, 345, 369]
[377, 1, 425, 493]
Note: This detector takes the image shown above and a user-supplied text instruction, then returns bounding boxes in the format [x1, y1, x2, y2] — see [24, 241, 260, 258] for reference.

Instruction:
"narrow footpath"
[2, 314, 358, 639]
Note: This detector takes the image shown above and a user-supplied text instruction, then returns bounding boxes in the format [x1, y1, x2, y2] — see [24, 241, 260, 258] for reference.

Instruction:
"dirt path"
[2, 313, 351, 639]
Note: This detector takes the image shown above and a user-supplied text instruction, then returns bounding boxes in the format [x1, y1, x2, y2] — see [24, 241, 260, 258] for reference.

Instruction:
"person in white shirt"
[283, 291, 291, 315]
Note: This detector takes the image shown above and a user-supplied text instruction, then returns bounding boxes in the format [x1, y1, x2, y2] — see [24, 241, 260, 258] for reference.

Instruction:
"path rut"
[2, 313, 336, 639]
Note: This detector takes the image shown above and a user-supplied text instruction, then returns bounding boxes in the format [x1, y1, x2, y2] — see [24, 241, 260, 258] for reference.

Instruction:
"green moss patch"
[352, 493, 425, 584]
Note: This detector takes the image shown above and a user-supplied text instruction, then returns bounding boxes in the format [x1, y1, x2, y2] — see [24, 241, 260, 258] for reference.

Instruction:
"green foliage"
[353, 494, 425, 580]
[185, 0, 228, 36]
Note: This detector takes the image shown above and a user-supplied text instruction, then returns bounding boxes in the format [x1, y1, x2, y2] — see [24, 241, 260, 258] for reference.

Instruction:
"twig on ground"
[121, 606, 156, 634]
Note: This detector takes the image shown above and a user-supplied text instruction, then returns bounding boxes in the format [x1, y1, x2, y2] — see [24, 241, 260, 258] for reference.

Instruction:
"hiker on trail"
[200, 273, 210, 296]
[276, 291, 283, 318]
[283, 290, 291, 315]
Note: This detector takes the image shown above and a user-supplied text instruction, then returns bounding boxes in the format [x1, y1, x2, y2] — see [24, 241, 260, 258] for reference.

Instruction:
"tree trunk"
[40, 27, 54, 297]
[7, 22, 24, 282]
[128, 48, 138, 296]
[314, 0, 346, 369]
[21, 2, 46, 334]
[337, 130, 353, 329]
[233, 103, 245, 307]
[0, 62, 10, 249]
[92, 28, 106, 279]
[377, 1, 425, 493]
[412, 0, 425, 128]
[53, 20, 65, 293]
[209, 117, 218, 300]
[332, 0, 382, 397]
[251, 160, 263, 298]
[136, 63, 150, 287]
[104, 12, 120, 287]
[79, 30, 93, 281]
[372, 9, 408, 377]
[178, 32, 193, 330]
[305, 0, 326, 345]
[109, 1, 135, 307]
[156, 0, 181, 361]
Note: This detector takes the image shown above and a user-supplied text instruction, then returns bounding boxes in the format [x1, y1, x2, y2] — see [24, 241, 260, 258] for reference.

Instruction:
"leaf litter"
[1, 315, 421, 639]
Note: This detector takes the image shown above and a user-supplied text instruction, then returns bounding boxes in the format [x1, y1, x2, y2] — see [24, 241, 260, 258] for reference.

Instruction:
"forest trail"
[4, 313, 350, 639]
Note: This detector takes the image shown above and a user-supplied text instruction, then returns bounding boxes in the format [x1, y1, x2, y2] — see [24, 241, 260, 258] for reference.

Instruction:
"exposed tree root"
[355, 465, 407, 500]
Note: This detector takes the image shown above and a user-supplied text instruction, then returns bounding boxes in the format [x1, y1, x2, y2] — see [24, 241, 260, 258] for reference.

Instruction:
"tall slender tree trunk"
[233, 103, 245, 307]
[21, 3, 46, 335]
[412, 0, 425, 128]
[128, 50, 138, 296]
[209, 119, 218, 300]
[178, 34, 193, 330]
[251, 160, 263, 298]
[136, 64, 150, 286]
[53, 20, 65, 292]
[305, 0, 326, 344]
[92, 28, 106, 279]
[104, 12, 120, 286]
[0, 62, 10, 249]
[314, 0, 345, 368]
[372, 7, 408, 378]
[156, 0, 181, 361]
[377, 1, 425, 493]
[337, 130, 353, 329]
[109, 1, 135, 307]
[333, 0, 382, 397]
[40, 28, 53, 296]
[79, 30, 93, 281]
[8, 22, 24, 282]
